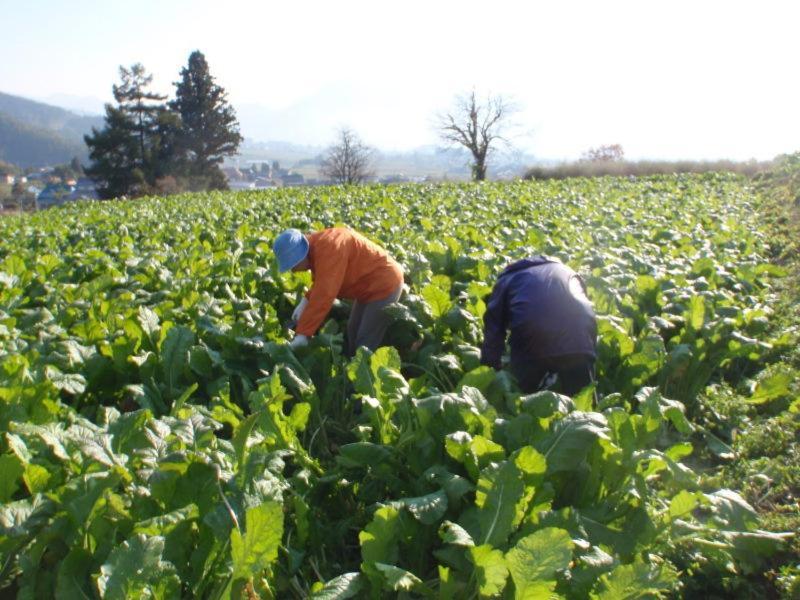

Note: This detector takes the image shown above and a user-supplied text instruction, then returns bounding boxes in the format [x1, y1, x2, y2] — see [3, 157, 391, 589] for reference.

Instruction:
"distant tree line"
[524, 158, 772, 180]
[85, 51, 242, 199]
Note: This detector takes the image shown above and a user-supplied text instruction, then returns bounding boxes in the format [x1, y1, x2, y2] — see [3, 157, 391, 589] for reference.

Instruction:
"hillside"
[0, 112, 87, 167]
[0, 91, 103, 167]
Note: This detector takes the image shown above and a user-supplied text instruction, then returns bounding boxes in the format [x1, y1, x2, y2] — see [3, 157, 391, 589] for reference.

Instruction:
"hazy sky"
[1, 0, 798, 160]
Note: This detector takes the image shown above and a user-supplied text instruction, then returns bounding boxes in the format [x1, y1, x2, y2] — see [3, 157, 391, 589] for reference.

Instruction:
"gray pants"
[346, 285, 403, 356]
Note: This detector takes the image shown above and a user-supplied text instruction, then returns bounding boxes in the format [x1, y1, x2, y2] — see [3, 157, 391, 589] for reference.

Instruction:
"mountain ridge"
[0, 91, 105, 167]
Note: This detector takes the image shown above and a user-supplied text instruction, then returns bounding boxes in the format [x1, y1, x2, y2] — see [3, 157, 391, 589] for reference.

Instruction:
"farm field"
[0, 174, 798, 598]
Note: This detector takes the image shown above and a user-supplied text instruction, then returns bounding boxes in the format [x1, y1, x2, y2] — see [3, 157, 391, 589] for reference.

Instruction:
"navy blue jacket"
[480, 256, 597, 369]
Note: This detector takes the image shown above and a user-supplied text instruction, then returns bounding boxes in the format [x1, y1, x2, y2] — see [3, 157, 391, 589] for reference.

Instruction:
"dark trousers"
[346, 285, 403, 356]
[512, 353, 595, 396]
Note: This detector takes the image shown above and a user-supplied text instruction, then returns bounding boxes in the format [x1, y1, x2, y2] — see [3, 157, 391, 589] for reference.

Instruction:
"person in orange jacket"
[272, 227, 404, 355]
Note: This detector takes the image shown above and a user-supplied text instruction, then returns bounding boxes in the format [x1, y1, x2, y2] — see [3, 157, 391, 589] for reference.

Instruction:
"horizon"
[2, 0, 799, 162]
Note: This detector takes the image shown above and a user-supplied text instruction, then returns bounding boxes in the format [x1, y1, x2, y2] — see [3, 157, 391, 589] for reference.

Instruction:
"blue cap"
[273, 229, 309, 273]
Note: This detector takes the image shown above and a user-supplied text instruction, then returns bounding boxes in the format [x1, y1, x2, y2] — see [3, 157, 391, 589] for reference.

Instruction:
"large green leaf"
[311, 573, 363, 599]
[591, 557, 678, 599]
[475, 460, 525, 547]
[159, 325, 195, 395]
[359, 505, 401, 565]
[421, 283, 452, 318]
[748, 369, 793, 404]
[95, 534, 181, 600]
[347, 346, 408, 402]
[439, 520, 475, 547]
[229, 501, 284, 583]
[536, 411, 610, 473]
[401, 489, 448, 525]
[505, 527, 573, 599]
[374, 563, 424, 592]
[468, 544, 509, 597]
[0, 454, 24, 502]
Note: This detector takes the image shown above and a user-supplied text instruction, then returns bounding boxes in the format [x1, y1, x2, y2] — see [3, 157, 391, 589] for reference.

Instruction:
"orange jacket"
[295, 227, 404, 336]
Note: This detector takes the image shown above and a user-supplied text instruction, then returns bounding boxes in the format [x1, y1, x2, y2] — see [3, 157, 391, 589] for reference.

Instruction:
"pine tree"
[84, 64, 167, 198]
[84, 104, 143, 198]
[112, 64, 167, 181]
[170, 51, 243, 190]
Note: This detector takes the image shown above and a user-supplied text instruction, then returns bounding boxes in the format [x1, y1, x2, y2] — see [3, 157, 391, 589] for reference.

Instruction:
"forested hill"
[0, 91, 103, 167]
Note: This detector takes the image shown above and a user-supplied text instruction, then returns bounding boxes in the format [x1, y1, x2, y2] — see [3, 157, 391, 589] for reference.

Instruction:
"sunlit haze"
[1, 0, 798, 160]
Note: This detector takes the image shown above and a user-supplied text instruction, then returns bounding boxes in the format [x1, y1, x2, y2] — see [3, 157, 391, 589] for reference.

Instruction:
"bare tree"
[581, 144, 625, 162]
[320, 128, 375, 185]
[437, 91, 514, 181]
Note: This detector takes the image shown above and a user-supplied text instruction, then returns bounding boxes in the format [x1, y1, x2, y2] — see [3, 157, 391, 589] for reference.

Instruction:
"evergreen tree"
[84, 104, 143, 198]
[112, 64, 167, 181]
[170, 51, 242, 190]
[84, 64, 168, 198]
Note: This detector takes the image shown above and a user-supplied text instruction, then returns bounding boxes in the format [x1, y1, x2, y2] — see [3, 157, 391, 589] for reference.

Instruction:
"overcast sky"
[1, 0, 798, 160]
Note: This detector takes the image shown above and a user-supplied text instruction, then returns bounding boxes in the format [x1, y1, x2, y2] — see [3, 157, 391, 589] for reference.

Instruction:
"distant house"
[70, 178, 99, 200]
[37, 183, 74, 208]
[2, 174, 14, 185]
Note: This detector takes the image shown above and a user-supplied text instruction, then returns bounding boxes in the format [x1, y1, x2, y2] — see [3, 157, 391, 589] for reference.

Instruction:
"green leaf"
[537, 411, 610, 473]
[310, 572, 363, 599]
[44, 365, 86, 395]
[360, 505, 401, 566]
[402, 489, 448, 525]
[169, 412, 218, 448]
[347, 346, 408, 402]
[23, 463, 51, 494]
[374, 563, 423, 592]
[421, 283, 452, 318]
[705, 489, 759, 530]
[56, 547, 94, 599]
[76, 432, 127, 469]
[667, 490, 701, 521]
[0, 454, 24, 501]
[457, 367, 496, 395]
[520, 390, 575, 419]
[288, 402, 311, 431]
[230, 501, 284, 581]
[138, 305, 161, 341]
[232, 412, 260, 468]
[159, 325, 195, 394]
[171, 382, 198, 413]
[476, 460, 525, 547]
[505, 527, 573, 598]
[133, 504, 199, 536]
[337, 442, 392, 469]
[573, 383, 596, 412]
[748, 369, 793, 404]
[468, 544, 509, 597]
[635, 387, 692, 434]
[439, 520, 475, 547]
[591, 556, 678, 599]
[513, 446, 547, 478]
[687, 294, 706, 331]
[95, 534, 180, 600]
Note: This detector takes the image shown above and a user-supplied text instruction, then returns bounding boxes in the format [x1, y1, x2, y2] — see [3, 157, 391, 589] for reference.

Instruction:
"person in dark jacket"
[480, 256, 597, 395]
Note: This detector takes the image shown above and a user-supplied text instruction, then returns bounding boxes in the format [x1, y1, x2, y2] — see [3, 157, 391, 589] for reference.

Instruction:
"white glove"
[292, 297, 309, 322]
[289, 334, 308, 349]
